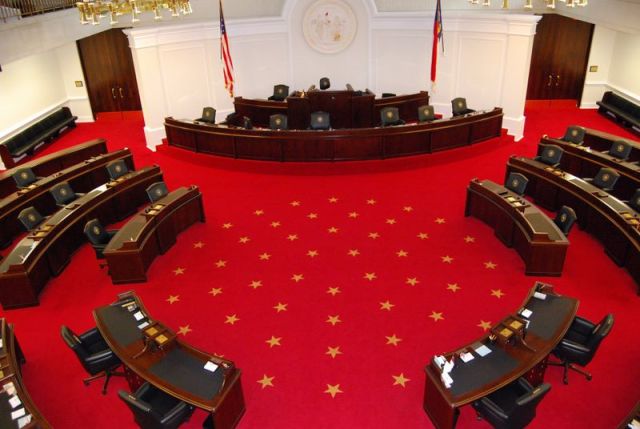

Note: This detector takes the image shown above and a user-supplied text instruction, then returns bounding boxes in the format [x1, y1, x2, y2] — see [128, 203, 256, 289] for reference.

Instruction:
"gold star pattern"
[259, 253, 271, 261]
[368, 232, 380, 239]
[254, 209, 264, 216]
[215, 260, 227, 268]
[290, 200, 301, 207]
[328, 197, 338, 203]
[348, 212, 359, 219]
[307, 213, 318, 219]
[478, 320, 492, 331]
[193, 241, 205, 248]
[239, 236, 250, 244]
[386, 218, 397, 225]
[380, 300, 395, 311]
[348, 249, 360, 257]
[225, 314, 240, 325]
[429, 311, 444, 322]
[326, 346, 342, 359]
[324, 384, 343, 398]
[386, 334, 402, 346]
[291, 274, 304, 283]
[173, 267, 185, 275]
[406, 277, 419, 286]
[491, 289, 505, 299]
[392, 373, 411, 387]
[209, 287, 222, 296]
[249, 280, 263, 290]
[307, 250, 319, 258]
[464, 235, 476, 243]
[396, 250, 408, 257]
[265, 336, 282, 348]
[417, 232, 429, 240]
[166, 295, 180, 304]
[222, 222, 233, 229]
[327, 287, 341, 296]
[367, 199, 377, 205]
[273, 302, 288, 313]
[327, 227, 339, 234]
[403, 206, 413, 212]
[326, 315, 342, 326]
[178, 325, 192, 335]
[435, 217, 446, 224]
[485, 261, 497, 269]
[257, 375, 274, 389]
[447, 283, 461, 292]
[287, 234, 299, 241]
[441, 255, 454, 264]
[364, 272, 377, 281]
[270, 221, 281, 228]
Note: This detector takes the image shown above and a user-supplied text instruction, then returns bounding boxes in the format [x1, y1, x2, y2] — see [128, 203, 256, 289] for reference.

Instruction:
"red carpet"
[1, 107, 638, 428]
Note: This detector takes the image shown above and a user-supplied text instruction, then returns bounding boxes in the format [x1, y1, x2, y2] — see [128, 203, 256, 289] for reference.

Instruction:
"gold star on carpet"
[328, 197, 338, 203]
[485, 261, 497, 269]
[478, 320, 492, 331]
[327, 227, 339, 234]
[209, 287, 222, 296]
[173, 267, 185, 275]
[259, 253, 271, 261]
[403, 206, 414, 212]
[326, 346, 342, 359]
[348, 212, 359, 218]
[193, 241, 205, 248]
[239, 236, 250, 244]
[386, 218, 397, 225]
[225, 314, 240, 325]
[166, 295, 180, 304]
[392, 373, 411, 387]
[491, 289, 505, 298]
[215, 260, 227, 268]
[406, 277, 419, 286]
[307, 213, 318, 219]
[380, 300, 395, 311]
[273, 302, 288, 313]
[447, 283, 461, 292]
[326, 315, 342, 326]
[265, 336, 282, 348]
[364, 272, 377, 281]
[254, 209, 264, 216]
[348, 249, 360, 257]
[270, 221, 281, 228]
[290, 200, 301, 207]
[287, 234, 299, 241]
[327, 287, 341, 296]
[464, 235, 476, 243]
[222, 222, 233, 229]
[257, 375, 274, 389]
[435, 217, 446, 224]
[396, 250, 408, 257]
[249, 280, 263, 289]
[291, 274, 304, 282]
[386, 334, 402, 346]
[417, 232, 429, 240]
[441, 255, 454, 264]
[324, 384, 343, 398]
[367, 199, 377, 205]
[368, 232, 380, 239]
[429, 311, 444, 322]
[178, 325, 192, 335]
[307, 250, 319, 258]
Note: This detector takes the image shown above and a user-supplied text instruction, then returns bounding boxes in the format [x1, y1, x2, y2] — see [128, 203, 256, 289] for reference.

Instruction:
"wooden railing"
[1, 0, 76, 22]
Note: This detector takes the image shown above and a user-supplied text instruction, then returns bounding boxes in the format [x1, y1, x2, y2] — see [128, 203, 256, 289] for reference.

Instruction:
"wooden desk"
[94, 293, 245, 429]
[233, 97, 287, 128]
[506, 156, 640, 294]
[0, 149, 134, 249]
[104, 186, 205, 284]
[0, 166, 163, 309]
[0, 319, 51, 429]
[580, 128, 640, 163]
[423, 284, 578, 429]
[0, 139, 107, 200]
[165, 108, 502, 162]
[540, 136, 640, 200]
[465, 179, 569, 276]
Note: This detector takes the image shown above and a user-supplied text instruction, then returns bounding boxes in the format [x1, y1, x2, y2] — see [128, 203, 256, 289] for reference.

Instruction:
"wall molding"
[0, 98, 68, 140]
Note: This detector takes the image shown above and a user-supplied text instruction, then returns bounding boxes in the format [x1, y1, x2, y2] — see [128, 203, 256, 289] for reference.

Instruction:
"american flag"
[430, 0, 444, 85]
[219, 0, 235, 97]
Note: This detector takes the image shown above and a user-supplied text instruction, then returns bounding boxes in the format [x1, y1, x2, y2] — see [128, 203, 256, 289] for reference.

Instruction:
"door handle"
[555, 75, 560, 87]
[547, 74, 553, 87]
[119, 87, 124, 98]
[111, 88, 116, 99]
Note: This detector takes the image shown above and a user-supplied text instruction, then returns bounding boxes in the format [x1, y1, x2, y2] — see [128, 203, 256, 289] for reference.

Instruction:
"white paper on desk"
[0, 339, 3, 348]
[520, 308, 533, 318]
[441, 372, 453, 388]
[474, 345, 492, 357]
[629, 418, 640, 429]
[460, 352, 474, 363]
[133, 311, 144, 321]
[204, 361, 219, 372]
[17, 415, 32, 429]
[11, 407, 25, 420]
[8, 395, 21, 408]
[137, 321, 150, 330]
[3, 382, 16, 395]
[533, 292, 547, 300]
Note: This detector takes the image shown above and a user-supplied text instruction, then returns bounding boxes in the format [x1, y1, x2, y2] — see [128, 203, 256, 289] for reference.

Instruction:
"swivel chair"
[12, 167, 41, 189]
[561, 125, 585, 144]
[268, 84, 289, 101]
[451, 97, 475, 116]
[505, 172, 529, 196]
[584, 167, 620, 192]
[196, 107, 216, 124]
[118, 382, 194, 429]
[380, 107, 405, 127]
[18, 206, 45, 232]
[553, 205, 577, 236]
[106, 159, 130, 180]
[310, 111, 331, 130]
[270, 114, 288, 130]
[534, 144, 564, 168]
[84, 218, 118, 259]
[146, 181, 169, 203]
[626, 189, 640, 213]
[50, 182, 83, 207]
[418, 105, 436, 123]
[607, 140, 632, 161]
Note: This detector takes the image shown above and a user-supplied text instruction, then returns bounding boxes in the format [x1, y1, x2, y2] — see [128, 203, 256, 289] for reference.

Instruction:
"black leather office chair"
[270, 114, 288, 130]
[584, 167, 620, 192]
[626, 189, 640, 213]
[310, 111, 331, 130]
[549, 314, 614, 384]
[561, 125, 585, 144]
[505, 172, 529, 196]
[268, 84, 289, 101]
[242, 116, 253, 130]
[418, 105, 436, 122]
[553, 205, 577, 236]
[118, 382, 194, 429]
[607, 140, 632, 161]
[534, 144, 564, 168]
[381, 93, 396, 98]
[49, 182, 83, 207]
[18, 206, 45, 232]
[12, 167, 41, 189]
[60, 325, 124, 394]
[146, 181, 169, 203]
[196, 107, 216, 124]
[451, 97, 475, 116]
[84, 218, 117, 259]
[319, 77, 331, 90]
[380, 107, 405, 127]
[106, 159, 129, 180]
[472, 378, 551, 429]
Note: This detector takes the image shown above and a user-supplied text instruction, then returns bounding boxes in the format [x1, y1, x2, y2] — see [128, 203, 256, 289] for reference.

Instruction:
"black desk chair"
[49, 182, 84, 207]
[584, 167, 620, 192]
[12, 167, 41, 189]
[310, 111, 331, 130]
[196, 107, 216, 124]
[505, 172, 529, 196]
[18, 206, 45, 232]
[561, 125, 585, 144]
[549, 314, 614, 384]
[319, 77, 331, 90]
[381, 92, 396, 98]
[380, 107, 405, 127]
[60, 325, 124, 394]
[84, 218, 117, 259]
[451, 97, 475, 116]
[418, 105, 436, 122]
[553, 205, 577, 236]
[106, 159, 130, 180]
[607, 140, 632, 161]
[626, 189, 640, 213]
[472, 378, 551, 429]
[146, 181, 169, 203]
[268, 84, 289, 101]
[270, 114, 288, 130]
[118, 382, 194, 429]
[534, 144, 563, 168]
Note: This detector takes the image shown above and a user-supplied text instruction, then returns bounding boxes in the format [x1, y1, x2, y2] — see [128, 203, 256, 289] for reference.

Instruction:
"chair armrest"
[476, 397, 509, 421]
[516, 377, 534, 393]
[559, 338, 591, 354]
[85, 349, 116, 365]
[160, 402, 192, 424]
[135, 382, 153, 398]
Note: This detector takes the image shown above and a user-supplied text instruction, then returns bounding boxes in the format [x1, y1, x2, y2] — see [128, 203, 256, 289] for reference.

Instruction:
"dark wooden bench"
[0, 107, 78, 169]
[596, 91, 640, 133]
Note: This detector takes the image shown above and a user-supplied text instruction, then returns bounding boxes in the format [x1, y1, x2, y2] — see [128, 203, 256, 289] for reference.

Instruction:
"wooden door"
[78, 29, 142, 116]
[526, 14, 594, 103]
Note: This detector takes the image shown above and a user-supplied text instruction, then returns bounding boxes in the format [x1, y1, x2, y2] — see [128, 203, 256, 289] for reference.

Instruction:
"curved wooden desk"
[423, 283, 578, 429]
[165, 108, 503, 162]
[94, 292, 245, 429]
[506, 156, 640, 294]
[0, 319, 50, 429]
[0, 139, 107, 200]
[579, 128, 640, 162]
[104, 186, 205, 284]
[0, 166, 163, 309]
[465, 179, 569, 276]
[0, 149, 134, 249]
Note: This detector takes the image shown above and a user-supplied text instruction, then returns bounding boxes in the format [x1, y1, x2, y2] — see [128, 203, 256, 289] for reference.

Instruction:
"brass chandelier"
[76, 0, 192, 25]
[469, 0, 588, 8]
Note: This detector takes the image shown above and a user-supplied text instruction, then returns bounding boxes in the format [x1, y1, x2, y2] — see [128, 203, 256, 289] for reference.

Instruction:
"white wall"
[608, 32, 640, 103]
[54, 43, 93, 122]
